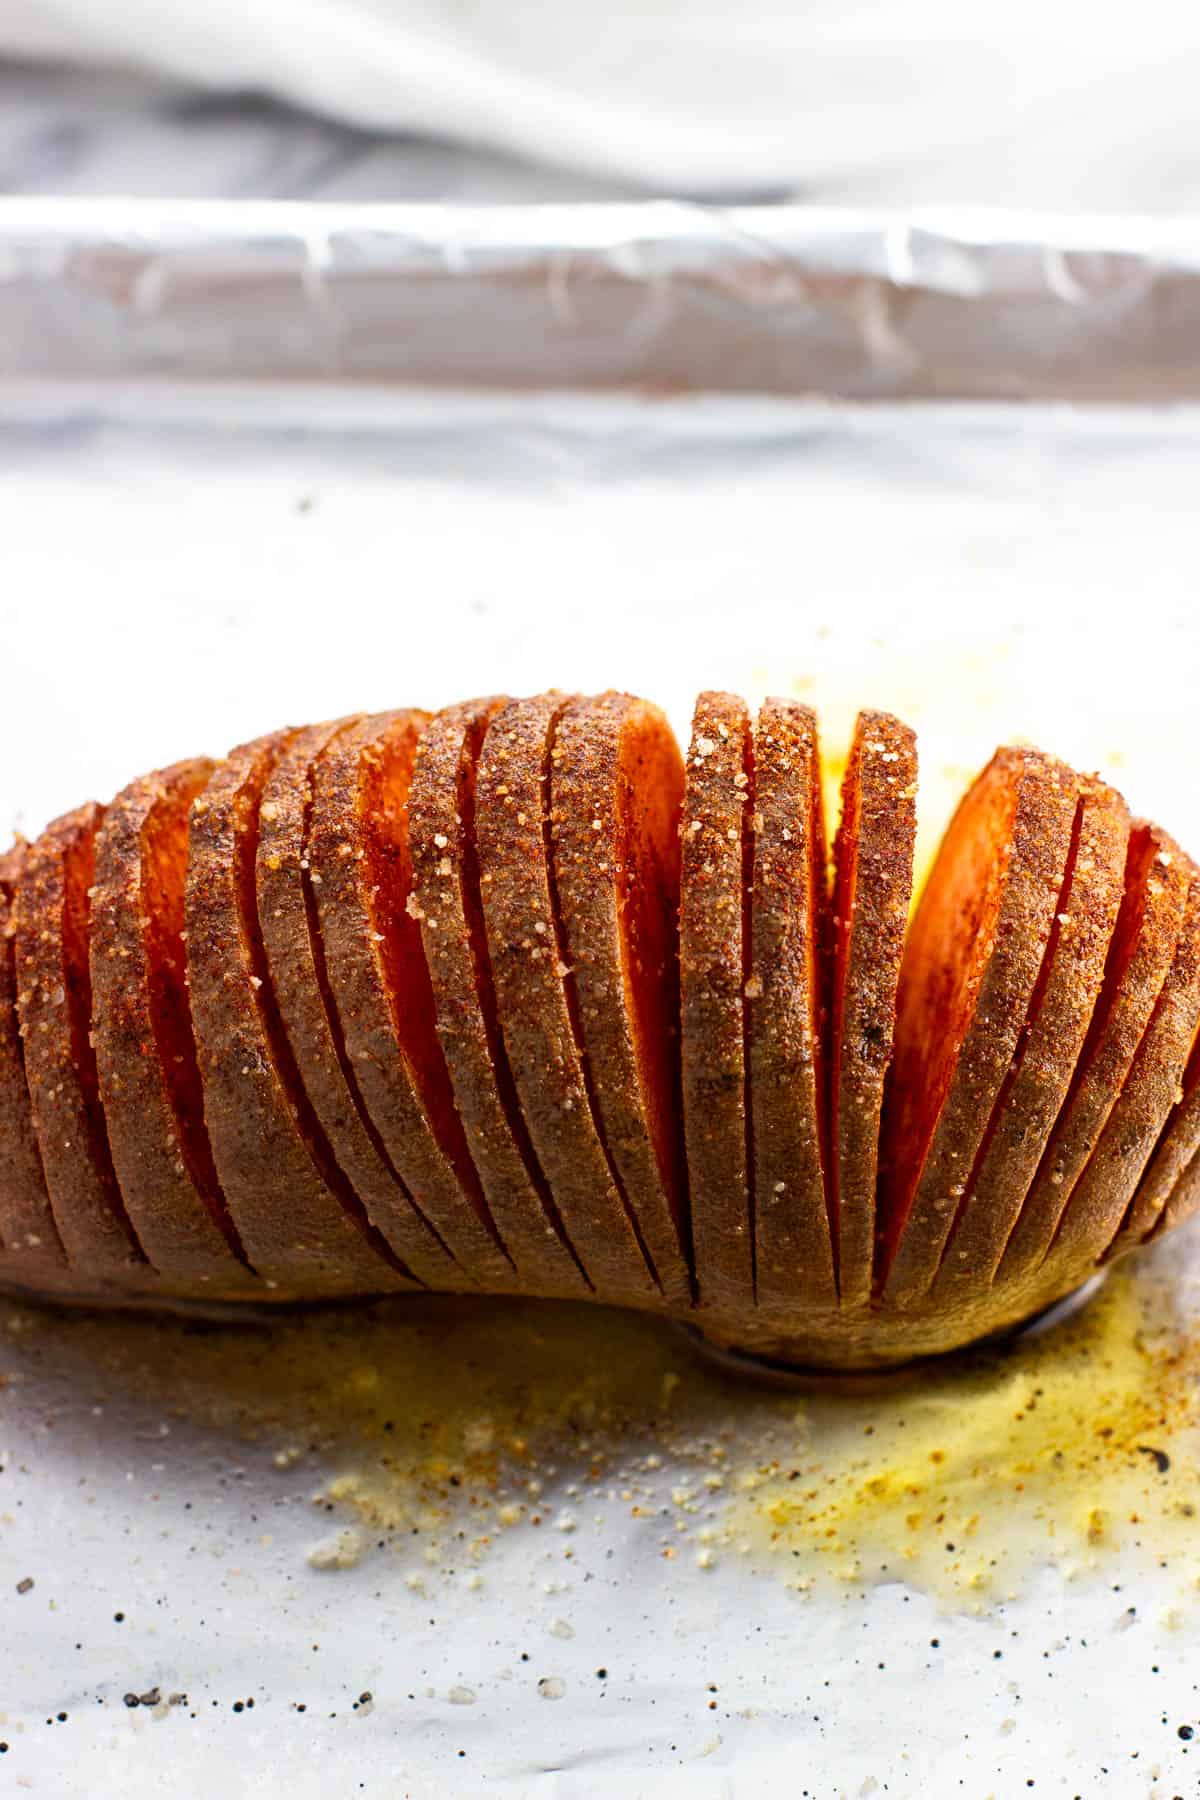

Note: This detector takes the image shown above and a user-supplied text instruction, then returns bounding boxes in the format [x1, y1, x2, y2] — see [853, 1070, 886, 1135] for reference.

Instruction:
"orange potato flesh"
[257, 721, 446, 1289]
[997, 820, 1189, 1289]
[408, 699, 587, 1296]
[186, 735, 408, 1296]
[679, 693, 754, 1317]
[550, 693, 692, 1309]
[827, 710, 917, 1311]
[878, 749, 1079, 1306]
[0, 851, 65, 1279]
[476, 693, 659, 1305]
[750, 697, 836, 1317]
[932, 776, 1130, 1301]
[91, 760, 260, 1290]
[308, 712, 513, 1289]
[15, 805, 152, 1283]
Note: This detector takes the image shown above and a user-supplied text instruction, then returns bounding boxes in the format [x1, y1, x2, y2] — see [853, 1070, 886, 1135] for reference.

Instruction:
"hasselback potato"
[2, 691, 1197, 1371]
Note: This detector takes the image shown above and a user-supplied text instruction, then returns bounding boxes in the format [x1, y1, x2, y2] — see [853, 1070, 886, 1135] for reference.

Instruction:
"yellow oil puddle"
[726, 1262, 1200, 1607]
[2, 1250, 1199, 1607]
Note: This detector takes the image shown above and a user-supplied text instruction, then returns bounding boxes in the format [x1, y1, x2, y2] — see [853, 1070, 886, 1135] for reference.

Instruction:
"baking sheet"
[2, 202, 1200, 1797]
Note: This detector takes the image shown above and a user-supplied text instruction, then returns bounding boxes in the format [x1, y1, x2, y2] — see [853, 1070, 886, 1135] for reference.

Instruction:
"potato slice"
[309, 712, 513, 1288]
[186, 733, 409, 1296]
[680, 693, 754, 1316]
[91, 760, 260, 1292]
[997, 820, 1189, 1288]
[1114, 1032, 1200, 1254]
[827, 711, 917, 1310]
[750, 697, 837, 1316]
[0, 850, 65, 1280]
[932, 775, 1129, 1301]
[550, 692, 692, 1309]
[475, 693, 659, 1304]
[1051, 862, 1200, 1265]
[257, 720, 455, 1290]
[14, 805, 151, 1283]
[409, 699, 587, 1296]
[878, 749, 1079, 1306]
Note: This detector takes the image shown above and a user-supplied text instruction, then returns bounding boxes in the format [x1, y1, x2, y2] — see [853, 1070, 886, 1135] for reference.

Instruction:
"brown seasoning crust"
[257, 719, 450, 1289]
[308, 711, 513, 1288]
[186, 733, 409, 1296]
[550, 692, 692, 1309]
[14, 804, 152, 1285]
[1058, 861, 1200, 1264]
[90, 759, 260, 1292]
[475, 693, 659, 1304]
[0, 849, 65, 1280]
[997, 819, 1189, 1290]
[679, 693, 754, 1316]
[828, 711, 918, 1311]
[878, 748, 1080, 1307]
[932, 775, 1131, 1302]
[1118, 1033, 1200, 1253]
[749, 697, 837, 1318]
[408, 698, 586, 1297]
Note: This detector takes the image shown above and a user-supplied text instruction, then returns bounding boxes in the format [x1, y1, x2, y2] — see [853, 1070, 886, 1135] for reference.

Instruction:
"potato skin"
[1058, 861, 1200, 1264]
[186, 733, 410, 1297]
[997, 820, 1189, 1290]
[257, 719, 454, 1289]
[932, 775, 1130, 1303]
[679, 693, 754, 1318]
[828, 711, 917, 1311]
[308, 711, 513, 1289]
[408, 698, 587, 1297]
[550, 693, 692, 1310]
[749, 697, 836, 1319]
[15, 805, 153, 1287]
[0, 850, 65, 1282]
[878, 749, 1079, 1307]
[91, 759, 261, 1293]
[475, 693, 659, 1305]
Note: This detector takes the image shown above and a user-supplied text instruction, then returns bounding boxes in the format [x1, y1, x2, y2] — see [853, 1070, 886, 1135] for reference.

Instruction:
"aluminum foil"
[3, 199, 1200, 1797]
[4, 199, 1200, 400]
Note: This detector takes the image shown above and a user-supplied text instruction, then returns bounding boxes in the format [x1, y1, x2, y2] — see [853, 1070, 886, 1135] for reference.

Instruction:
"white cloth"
[7, 0, 1200, 203]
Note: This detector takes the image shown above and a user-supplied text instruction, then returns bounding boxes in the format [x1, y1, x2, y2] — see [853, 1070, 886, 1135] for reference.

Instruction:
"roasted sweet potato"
[878, 749, 1079, 1306]
[750, 697, 837, 1317]
[0, 851, 64, 1281]
[186, 734, 408, 1296]
[932, 775, 1130, 1301]
[14, 805, 151, 1284]
[91, 760, 260, 1291]
[257, 720, 449, 1290]
[408, 699, 587, 1297]
[827, 711, 917, 1311]
[475, 693, 658, 1303]
[997, 820, 1189, 1289]
[679, 693, 754, 1316]
[308, 711, 514, 1289]
[550, 692, 692, 1309]
[4, 689, 1199, 1373]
